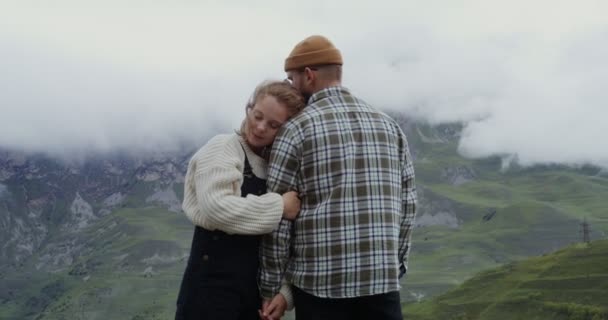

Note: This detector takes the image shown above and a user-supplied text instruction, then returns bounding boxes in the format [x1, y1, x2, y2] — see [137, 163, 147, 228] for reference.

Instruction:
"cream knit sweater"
[182, 133, 284, 234]
[182, 133, 293, 309]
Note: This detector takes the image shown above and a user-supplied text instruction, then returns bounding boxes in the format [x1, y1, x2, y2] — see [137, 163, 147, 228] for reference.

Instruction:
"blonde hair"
[239, 80, 305, 137]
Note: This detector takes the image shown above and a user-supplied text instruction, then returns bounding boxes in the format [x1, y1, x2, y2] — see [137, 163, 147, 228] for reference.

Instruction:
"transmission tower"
[580, 218, 591, 244]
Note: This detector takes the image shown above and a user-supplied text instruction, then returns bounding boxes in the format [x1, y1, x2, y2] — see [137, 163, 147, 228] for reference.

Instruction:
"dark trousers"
[293, 286, 403, 320]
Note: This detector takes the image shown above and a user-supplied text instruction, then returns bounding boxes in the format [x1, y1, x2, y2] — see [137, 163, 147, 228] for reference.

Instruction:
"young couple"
[176, 35, 417, 320]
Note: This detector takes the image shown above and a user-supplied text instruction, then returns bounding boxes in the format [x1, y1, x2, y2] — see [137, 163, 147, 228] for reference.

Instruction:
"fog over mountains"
[2, 1, 608, 168]
[2, 2, 607, 318]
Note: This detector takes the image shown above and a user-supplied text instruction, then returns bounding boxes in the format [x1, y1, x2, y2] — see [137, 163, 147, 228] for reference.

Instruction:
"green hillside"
[403, 240, 608, 320]
[0, 207, 192, 320]
[399, 122, 608, 302]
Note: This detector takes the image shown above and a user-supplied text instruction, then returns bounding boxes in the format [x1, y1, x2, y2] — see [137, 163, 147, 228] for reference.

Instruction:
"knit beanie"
[284, 35, 343, 71]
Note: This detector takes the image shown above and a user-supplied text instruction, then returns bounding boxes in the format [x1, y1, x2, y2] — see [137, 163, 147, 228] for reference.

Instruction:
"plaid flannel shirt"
[259, 86, 416, 299]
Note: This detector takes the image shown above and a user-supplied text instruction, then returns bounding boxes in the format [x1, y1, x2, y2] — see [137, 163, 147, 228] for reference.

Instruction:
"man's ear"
[304, 67, 315, 85]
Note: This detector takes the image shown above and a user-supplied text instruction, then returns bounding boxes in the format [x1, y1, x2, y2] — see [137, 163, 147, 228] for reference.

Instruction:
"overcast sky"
[1, 0, 607, 168]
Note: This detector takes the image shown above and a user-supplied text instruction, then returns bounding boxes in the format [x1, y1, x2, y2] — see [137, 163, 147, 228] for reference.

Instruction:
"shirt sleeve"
[266, 124, 303, 194]
[258, 125, 302, 298]
[183, 135, 284, 235]
[259, 219, 294, 298]
[397, 128, 417, 278]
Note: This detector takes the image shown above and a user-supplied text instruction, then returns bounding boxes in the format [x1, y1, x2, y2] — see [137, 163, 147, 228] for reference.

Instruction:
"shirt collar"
[307, 86, 350, 105]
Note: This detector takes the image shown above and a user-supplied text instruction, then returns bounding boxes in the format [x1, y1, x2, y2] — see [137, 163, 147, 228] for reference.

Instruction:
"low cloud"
[1, 1, 607, 168]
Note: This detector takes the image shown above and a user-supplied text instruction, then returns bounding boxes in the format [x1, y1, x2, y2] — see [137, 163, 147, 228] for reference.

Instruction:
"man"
[259, 35, 417, 320]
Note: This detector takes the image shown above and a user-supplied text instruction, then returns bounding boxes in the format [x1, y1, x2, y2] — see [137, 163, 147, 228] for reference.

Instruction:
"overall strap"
[240, 144, 254, 177]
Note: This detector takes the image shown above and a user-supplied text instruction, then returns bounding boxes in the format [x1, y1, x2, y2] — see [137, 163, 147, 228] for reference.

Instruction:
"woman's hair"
[239, 80, 305, 137]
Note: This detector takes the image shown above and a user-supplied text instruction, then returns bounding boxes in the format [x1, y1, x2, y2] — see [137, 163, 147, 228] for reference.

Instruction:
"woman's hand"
[281, 191, 301, 220]
[258, 294, 287, 320]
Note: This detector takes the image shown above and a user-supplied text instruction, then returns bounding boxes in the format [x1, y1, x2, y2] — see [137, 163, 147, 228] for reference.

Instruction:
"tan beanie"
[284, 35, 343, 71]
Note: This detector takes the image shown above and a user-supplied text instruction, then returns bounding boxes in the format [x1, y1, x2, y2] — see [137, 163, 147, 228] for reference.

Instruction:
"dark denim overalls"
[176, 151, 266, 320]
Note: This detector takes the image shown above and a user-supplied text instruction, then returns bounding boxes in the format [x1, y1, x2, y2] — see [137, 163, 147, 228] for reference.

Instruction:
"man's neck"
[314, 80, 342, 92]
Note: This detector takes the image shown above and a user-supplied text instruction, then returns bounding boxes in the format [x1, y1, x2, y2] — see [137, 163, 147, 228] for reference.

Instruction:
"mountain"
[0, 150, 193, 319]
[1, 117, 607, 319]
[402, 240, 608, 320]
[0, 149, 189, 270]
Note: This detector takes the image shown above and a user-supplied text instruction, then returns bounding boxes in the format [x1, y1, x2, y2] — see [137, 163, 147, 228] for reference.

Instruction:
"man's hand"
[258, 294, 287, 320]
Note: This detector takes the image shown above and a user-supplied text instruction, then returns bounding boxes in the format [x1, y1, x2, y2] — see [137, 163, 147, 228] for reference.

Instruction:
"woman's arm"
[183, 135, 284, 235]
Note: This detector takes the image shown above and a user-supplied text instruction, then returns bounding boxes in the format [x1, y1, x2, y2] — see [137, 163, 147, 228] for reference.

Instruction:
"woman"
[176, 81, 305, 320]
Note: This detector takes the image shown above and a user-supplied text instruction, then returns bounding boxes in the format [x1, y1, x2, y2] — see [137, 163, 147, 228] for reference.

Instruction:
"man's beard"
[302, 90, 312, 104]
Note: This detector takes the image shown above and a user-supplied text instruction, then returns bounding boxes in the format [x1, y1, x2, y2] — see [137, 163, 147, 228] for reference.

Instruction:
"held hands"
[258, 293, 288, 320]
[281, 191, 301, 220]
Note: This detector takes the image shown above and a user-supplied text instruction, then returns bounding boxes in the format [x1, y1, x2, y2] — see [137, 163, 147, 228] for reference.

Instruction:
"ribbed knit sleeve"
[279, 283, 294, 310]
[182, 134, 284, 235]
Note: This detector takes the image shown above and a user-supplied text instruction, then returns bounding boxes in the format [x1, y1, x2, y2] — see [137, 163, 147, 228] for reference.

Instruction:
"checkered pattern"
[259, 86, 416, 299]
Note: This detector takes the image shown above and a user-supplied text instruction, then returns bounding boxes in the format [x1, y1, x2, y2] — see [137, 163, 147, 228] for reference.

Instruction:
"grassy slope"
[403, 240, 608, 320]
[403, 169, 608, 302]
[401, 123, 608, 302]
[0, 207, 193, 320]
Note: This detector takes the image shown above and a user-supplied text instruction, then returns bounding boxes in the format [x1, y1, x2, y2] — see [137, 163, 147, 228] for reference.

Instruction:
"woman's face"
[246, 95, 290, 148]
